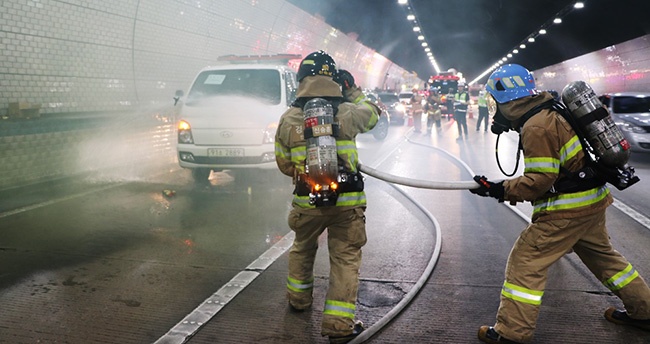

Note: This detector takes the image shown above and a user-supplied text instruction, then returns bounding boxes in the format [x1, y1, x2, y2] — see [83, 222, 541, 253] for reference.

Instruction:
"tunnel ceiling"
[287, 0, 650, 82]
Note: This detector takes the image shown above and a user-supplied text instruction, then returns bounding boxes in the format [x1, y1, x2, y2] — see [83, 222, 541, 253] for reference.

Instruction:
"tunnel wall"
[534, 35, 650, 94]
[0, 0, 411, 118]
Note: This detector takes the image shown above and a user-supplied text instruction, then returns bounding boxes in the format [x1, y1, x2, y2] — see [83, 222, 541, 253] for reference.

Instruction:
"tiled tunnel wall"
[1, 0, 649, 190]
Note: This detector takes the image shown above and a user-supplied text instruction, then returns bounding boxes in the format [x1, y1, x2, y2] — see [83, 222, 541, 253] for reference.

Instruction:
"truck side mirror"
[173, 90, 184, 106]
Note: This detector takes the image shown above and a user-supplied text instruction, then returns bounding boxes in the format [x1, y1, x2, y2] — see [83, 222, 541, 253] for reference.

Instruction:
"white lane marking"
[154, 231, 296, 344]
[0, 184, 118, 220]
[612, 199, 650, 231]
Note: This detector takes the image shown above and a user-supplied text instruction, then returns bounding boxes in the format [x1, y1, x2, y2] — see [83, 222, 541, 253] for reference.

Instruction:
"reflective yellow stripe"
[275, 141, 290, 159]
[323, 300, 355, 318]
[287, 276, 314, 293]
[524, 157, 560, 173]
[501, 281, 544, 306]
[604, 263, 639, 291]
[292, 192, 366, 208]
[559, 135, 581, 163]
[533, 186, 609, 214]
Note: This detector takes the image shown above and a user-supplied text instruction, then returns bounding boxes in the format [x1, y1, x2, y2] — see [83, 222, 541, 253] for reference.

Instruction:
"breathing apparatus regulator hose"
[495, 133, 521, 177]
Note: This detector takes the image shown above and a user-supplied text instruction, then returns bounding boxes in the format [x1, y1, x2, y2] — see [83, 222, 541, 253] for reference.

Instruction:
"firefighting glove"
[334, 69, 355, 91]
[469, 175, 505, 202]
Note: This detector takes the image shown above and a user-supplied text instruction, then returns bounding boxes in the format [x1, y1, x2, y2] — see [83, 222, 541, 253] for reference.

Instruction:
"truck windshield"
[187, 69, 281, 105]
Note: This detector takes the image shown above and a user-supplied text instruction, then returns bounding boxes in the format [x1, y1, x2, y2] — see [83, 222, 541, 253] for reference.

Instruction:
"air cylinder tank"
[303, 98, 338, 185]
[561, 81, 630, 168]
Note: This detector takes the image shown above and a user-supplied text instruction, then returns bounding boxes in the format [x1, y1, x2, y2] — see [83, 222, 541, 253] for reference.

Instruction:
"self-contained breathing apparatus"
[489, 81, 640, 192]
[296, 98, 364, 207]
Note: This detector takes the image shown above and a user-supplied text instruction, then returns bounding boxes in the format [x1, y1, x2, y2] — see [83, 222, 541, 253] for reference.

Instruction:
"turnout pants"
[495, 210, 650, 343]
[286, 207, 367, 337]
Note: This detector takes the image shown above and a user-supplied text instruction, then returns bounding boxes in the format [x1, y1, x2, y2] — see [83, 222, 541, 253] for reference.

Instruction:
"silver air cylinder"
[303, 98, 338, 185]
[561, 81, 631, 168]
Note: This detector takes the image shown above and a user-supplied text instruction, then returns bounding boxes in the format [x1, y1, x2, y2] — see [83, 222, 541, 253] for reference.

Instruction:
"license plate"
[207, 148, 244, 157]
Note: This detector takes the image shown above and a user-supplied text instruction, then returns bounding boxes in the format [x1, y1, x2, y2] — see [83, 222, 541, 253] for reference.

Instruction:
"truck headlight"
[263, 122, 277, 144]
[178, 120, 194, 144]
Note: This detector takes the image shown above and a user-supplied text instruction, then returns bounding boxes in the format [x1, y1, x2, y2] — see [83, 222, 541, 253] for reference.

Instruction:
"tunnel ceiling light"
[507, 53, 512, 58]
[413, 26, 421, 32]
[407, 14, 415, 20]
[418, 35, 424, 40]
[513, 49, 519, 54]
[421, 42, 428, 47]
[473, 1, 585, 84]
[424, 47, 431, 52]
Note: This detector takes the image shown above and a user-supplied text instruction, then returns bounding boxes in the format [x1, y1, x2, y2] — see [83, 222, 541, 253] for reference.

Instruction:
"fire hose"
[358, 163, 480, 190]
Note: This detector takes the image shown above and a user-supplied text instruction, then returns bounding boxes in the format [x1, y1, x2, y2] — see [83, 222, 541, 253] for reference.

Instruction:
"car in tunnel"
[174, 60, 298, 183]
[377, 92, 407, 125]
[599, 92, 650, 153]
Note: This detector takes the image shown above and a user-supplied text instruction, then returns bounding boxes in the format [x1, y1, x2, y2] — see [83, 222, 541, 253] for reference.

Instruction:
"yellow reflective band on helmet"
[324, 300, 356, 319]
[512, 75, 526, 87]
[533, 186, 609, 214]
[501, 281, 544, 306]
[604, 263, 639, 291]
[524, 157, 560, 174]
[559, 135, 582, 164]
[302, 59, 315, 66]
[287, 276, 314, 293]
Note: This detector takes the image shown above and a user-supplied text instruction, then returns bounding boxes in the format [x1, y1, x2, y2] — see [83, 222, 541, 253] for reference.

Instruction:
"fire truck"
[428, 72, 460, 118]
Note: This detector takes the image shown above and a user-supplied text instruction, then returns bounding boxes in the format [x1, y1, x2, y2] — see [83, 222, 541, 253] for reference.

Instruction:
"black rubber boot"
[604, 307, 650, 331]
[328, 321, 364, 344]
[477, 326, 522, 344]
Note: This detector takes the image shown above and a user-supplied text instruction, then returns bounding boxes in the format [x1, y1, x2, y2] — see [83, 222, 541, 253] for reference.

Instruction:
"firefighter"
[476, 86, 489, 132]
[469, 63, 650, 343]
[410, 87, 424, 133]
[274, 50, 381, 344]
[454, 82, 470, 139]
[424, 89, 442, 135]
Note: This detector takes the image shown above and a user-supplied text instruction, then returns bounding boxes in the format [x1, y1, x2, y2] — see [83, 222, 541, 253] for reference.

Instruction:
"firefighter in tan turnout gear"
[274, 50, 381, 344]
[469, 64, 650, 344]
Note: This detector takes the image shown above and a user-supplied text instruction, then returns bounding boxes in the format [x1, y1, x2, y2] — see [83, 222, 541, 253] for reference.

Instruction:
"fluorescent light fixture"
[398, 0, 408, 4]
[413, 26, 421, 32]
[407, 14, 415, 20]
[553, 18, 562, 24]
[528, 37, 535, 42]
[513, 49, 519, 54]
[424, 47, 431, 52]
[507, 53, 512, 58]
[421, 42, 428, 47]
[418, 35, 424, 40]
[520, 44, 526, 49]
[539, 29, 547, 34]
[574, 2, 584, 9]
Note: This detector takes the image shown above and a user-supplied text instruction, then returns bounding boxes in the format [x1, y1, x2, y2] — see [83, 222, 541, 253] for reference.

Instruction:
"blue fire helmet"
[486, 64, 536, 103]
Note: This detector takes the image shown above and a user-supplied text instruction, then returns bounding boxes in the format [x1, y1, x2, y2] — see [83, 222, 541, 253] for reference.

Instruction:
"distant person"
[454, 82, 469, 139]
[410, 88, 424, 133]
[274, 50, 381, 344]
[476, 87, 489, 132]
[424, 89, 442, 135]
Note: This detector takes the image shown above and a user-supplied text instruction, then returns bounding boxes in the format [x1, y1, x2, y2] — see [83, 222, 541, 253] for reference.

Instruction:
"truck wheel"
[191, 168, 211, 184]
